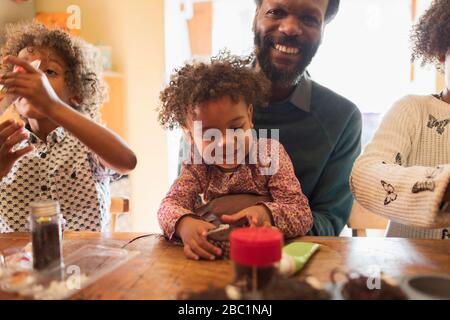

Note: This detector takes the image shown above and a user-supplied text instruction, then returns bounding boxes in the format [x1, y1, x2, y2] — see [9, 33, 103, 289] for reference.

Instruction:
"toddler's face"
[186, 96, 254, 169]
[14, 47, 72, 120]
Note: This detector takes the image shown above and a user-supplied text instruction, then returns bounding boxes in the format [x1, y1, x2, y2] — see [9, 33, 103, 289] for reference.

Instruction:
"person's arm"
[351, 97, 450, 228]
[158, 164, 222, 260]
[308, 108, 362, 236]
[157, 164, 204, 238]
[158, 165, 222, 260]
[1, 56, 136, 174]
[49, 104, 136, 174]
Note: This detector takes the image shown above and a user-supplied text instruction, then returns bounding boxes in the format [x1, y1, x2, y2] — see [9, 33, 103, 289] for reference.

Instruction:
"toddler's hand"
[221, 205, 273, 227]
[0, 56, 63, 116]
[176, 216, 222, 261]
[0, 119, 34, 179]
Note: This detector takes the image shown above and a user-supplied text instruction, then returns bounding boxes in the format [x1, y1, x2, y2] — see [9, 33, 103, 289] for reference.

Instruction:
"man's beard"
[254, 31, 320, 86]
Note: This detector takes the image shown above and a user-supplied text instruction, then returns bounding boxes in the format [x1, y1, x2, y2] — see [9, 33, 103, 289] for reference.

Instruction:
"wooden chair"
[347, 201, 388, 237]
[110, 197, 130, 233]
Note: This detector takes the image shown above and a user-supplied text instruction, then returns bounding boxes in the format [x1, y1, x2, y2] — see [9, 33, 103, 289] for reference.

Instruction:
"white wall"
[164, 0, 192, 185]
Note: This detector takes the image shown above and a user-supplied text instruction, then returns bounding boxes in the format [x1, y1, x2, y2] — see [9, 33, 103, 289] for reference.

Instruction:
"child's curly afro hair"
[158, 51, 271, 130]
[1, 22, 107, 121]
[411, 0, 450, 66]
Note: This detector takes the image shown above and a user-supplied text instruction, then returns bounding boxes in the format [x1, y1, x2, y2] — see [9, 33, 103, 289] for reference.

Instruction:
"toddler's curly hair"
[158, 51, 270, 130]
[1, 22, 107, 121]
[411, 0, 450, 67]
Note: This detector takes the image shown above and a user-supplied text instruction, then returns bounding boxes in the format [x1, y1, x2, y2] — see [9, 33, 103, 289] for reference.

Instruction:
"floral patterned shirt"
[158, 138, 313, 239]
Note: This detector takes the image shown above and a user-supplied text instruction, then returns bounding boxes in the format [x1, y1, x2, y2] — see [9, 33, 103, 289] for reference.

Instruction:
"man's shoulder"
[310, 81, 362, 137]
[311, 81, 360, 116]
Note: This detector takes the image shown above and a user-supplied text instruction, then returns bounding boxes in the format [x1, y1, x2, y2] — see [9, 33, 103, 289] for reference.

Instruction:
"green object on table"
[279, 242, 320, 276]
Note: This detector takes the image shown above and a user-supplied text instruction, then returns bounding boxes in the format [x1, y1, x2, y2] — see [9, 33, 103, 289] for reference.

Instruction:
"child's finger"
[0, 128, 29, 154]
[3, 86, 30, 97]
[1, 78, 31, 89]
[0, 120, 17, 135]
[198, 223, 216, 237]
[220, 211, 246, 224]
[1, 71, 27, 78]
[0, 72, 34, 83]
[263, 221, 273, 228]
[183, 244, 199, 261]
[10, 144, 34, 162]
[0, 123, 22, 145]
[198, 237, 222, 257]
[3, 56, 39, 74]
[191, 240, 215, 260]
[0, 72, 16, 80]
[249, 215, 260, 226]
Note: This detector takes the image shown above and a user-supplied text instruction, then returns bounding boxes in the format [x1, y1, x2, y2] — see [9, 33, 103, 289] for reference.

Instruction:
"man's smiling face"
[253, 0, 328, 86]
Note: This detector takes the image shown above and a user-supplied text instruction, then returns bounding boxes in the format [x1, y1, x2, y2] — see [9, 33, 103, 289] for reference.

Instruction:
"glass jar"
[230, 227, 283, 295]
[30, 200, 63, 271]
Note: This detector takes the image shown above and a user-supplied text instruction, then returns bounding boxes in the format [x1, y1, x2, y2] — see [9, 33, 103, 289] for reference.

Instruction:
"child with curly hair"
[0, 23, 137, 232]
[351, 0, 450, 239]
[157, 53, 313, 260]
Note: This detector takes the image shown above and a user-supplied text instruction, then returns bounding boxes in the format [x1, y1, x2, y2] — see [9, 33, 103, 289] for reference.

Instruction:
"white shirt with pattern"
[0, 126, 114, 233]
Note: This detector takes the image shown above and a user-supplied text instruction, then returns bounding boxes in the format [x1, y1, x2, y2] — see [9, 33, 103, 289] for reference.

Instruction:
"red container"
[229, 227, 283, 293]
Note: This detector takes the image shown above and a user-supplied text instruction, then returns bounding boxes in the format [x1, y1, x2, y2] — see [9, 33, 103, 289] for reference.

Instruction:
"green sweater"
[253, 78, 362, 236]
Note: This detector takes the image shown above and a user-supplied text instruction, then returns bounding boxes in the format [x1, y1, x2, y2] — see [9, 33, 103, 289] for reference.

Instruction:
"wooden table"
[0, 232, 449, 299]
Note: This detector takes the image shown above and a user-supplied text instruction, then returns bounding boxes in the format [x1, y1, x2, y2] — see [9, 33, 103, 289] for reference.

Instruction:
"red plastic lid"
[230, 227, 283, 267]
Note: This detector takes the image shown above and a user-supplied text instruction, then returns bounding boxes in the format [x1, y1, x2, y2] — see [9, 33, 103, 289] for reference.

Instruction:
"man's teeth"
[274, 44, 299, 55]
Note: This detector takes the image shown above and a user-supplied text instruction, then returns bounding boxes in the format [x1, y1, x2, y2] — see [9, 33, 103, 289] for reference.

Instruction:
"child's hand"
[0, 120, 34, 179]
[176, 216, 222, 261]
[221, 205, 273, 227]
[0, 56, 63, 116]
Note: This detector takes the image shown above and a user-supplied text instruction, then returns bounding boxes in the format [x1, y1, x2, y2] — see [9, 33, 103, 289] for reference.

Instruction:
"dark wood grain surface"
[0, 232, 449, 299]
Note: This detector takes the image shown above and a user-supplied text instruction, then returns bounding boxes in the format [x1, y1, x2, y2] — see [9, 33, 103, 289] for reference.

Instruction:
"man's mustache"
[262, 34, 305, 50]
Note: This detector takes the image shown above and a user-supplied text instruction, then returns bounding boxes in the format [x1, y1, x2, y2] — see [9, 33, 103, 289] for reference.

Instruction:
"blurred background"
[0, 0, 444, 234]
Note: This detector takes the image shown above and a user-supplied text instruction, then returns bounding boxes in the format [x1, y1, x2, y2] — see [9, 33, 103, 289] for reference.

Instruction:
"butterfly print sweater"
[351, 95, 450, 239]
[158, 139, 313, 239]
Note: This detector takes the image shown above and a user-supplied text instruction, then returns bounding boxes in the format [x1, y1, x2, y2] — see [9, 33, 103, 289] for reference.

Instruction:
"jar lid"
[30, 200, 60, 217]
[230, 227, 283, 267]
